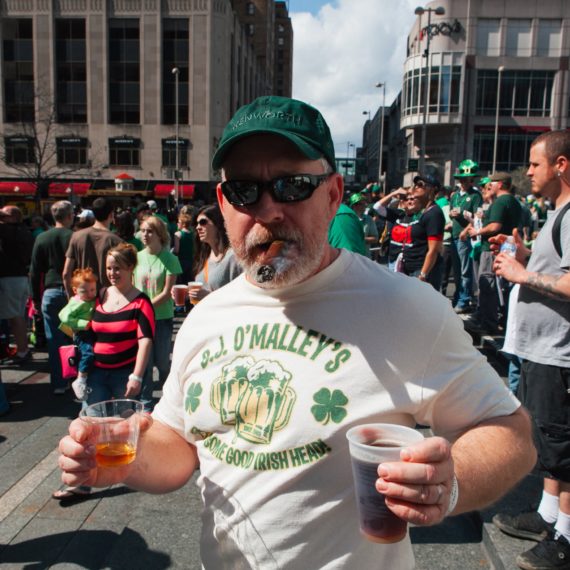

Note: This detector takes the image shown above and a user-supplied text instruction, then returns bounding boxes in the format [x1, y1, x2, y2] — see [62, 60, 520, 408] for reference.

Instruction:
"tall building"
[0, 0, 293, 211]
[402, 0, 570, 184]
[274, 1, 293, 97]
[362, 0, 570, 188]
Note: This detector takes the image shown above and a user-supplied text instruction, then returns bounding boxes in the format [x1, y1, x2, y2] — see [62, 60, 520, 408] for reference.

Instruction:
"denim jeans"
[0, 376, 9, 414]
[74, 330, 95, 374]
[41, 287, 70, 390]
[450, 238, 474, 308]
[507, 354, 521, 394]
[85, 366, 132, 406]
[141, 318, 173, 412]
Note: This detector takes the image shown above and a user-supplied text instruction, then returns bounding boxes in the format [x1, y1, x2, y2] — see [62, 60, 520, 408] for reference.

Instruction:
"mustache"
[244, 226, 302, 249]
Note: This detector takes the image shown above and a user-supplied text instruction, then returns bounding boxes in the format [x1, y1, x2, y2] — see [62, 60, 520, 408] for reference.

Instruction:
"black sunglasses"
[220, 174, 332, 207]
[196, 218, 210, 226]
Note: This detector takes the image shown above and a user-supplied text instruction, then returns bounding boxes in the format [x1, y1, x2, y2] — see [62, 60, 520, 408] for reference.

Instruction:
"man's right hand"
[58, 414, 153, 489]
[489, 229, 530, 265]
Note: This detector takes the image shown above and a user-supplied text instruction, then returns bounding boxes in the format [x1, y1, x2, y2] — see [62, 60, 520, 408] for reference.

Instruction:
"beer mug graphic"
[211, 356, 255, 425]
[235, 360, 296, 444]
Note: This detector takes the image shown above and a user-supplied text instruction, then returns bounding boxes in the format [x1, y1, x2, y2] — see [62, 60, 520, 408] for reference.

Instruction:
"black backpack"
[552, 201, 570, 257]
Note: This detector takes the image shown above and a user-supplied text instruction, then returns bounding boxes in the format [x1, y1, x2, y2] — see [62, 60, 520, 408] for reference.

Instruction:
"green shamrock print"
[311, 388, 348, 425]
[185, 382, 203, 414]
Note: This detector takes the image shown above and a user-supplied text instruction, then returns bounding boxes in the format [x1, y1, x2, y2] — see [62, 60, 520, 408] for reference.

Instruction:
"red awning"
[154, 184, 195, 199]
[0, 181, 37, 195]
[48, 182, 90, 197]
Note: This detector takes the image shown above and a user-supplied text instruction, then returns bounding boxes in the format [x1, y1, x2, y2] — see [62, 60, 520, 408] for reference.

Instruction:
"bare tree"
[0, 83, 103, 208]
[510, 166, 531, 197]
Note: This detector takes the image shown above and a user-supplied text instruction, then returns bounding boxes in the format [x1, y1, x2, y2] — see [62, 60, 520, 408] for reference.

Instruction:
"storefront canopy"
[0, 181, 37, 195]
[48, 182, 90, 197]
[154, 184, 195, 199]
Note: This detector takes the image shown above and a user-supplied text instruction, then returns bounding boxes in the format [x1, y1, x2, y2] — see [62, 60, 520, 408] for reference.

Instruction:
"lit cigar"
[256, 240, 284, 283]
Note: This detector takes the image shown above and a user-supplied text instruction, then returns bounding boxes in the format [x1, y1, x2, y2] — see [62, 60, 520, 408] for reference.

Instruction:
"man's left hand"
[493, 252, 527, 283]
[376, 436, 455, 526]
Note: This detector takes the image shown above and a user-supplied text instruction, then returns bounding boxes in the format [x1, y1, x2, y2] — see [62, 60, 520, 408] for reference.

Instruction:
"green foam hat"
[479, 176, 491, 186]
[349, 192, 365, 206]
[212, 96, 336, 172]
[454, 159, 480, 179]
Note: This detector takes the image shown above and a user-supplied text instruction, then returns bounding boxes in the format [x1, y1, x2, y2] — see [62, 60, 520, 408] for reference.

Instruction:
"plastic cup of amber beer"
[79, 399, 144, 468]
[346, 423, 424, 543]
[172, 284, 188, 306]
[187, 281, 204, 305]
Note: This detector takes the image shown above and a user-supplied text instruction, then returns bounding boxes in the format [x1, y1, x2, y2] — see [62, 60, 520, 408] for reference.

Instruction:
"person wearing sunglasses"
[188, 204, 242, 303]
[57, 96, 534, 570]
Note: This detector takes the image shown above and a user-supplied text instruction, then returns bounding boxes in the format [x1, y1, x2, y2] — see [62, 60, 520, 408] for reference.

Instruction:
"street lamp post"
[492, 65, 505, 174]
[375, 82, 386, 185]
[172, 67, 180, 209]
[362, 110, 371, 177]
[414, 5, 445, 174]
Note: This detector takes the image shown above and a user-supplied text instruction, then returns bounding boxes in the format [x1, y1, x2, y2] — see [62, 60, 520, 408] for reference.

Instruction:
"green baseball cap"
[211, 96, 336, 172]
[349, 192, 365, 206]
[479, 176, 491, 186]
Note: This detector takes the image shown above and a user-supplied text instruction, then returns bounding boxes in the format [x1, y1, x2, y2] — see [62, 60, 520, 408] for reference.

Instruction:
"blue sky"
[289, 0, 417, 158]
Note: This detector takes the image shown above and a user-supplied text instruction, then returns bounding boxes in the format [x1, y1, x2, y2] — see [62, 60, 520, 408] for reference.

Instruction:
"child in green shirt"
[58, 268, 97, 400]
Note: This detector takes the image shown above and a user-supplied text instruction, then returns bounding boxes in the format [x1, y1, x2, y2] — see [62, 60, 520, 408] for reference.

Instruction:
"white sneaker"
[71, 377, 88, 401]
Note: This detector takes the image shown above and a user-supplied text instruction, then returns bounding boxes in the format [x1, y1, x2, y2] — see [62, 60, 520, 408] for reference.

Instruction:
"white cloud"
[291, 0, 417, 156]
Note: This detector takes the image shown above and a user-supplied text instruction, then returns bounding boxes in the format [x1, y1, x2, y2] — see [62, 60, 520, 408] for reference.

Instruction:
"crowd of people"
[0, 95, 568, 570]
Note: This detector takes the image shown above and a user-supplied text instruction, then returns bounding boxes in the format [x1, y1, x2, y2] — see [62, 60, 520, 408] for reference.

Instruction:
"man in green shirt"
[466, 172, 521, 332]
[449, 159, 483, 312]
[328, 202, 367, 257]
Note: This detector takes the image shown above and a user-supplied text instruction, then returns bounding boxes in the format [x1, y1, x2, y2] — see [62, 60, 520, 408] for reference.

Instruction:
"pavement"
[0, 314, 543, 569]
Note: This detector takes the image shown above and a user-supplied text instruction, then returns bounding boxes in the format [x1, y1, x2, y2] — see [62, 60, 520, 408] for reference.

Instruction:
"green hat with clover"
[454, 159, 480, 179]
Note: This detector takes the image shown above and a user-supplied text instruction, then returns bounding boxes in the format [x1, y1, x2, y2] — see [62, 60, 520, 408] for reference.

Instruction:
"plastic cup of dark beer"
[80, 399, 144, 468]
[346, 423, 424, 543]
[172, 284, 188, 306]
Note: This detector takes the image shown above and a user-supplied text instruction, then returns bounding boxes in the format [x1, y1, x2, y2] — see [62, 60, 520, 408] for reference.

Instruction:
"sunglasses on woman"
[220, 174, 332, 207]
[196, 218, 210, 226]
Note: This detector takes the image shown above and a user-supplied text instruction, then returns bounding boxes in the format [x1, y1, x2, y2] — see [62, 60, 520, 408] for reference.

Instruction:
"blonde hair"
[141, 215, 170, 247]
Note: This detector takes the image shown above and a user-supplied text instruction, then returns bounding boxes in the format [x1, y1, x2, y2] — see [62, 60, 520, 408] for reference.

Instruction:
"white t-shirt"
[154, 249, 519, 570]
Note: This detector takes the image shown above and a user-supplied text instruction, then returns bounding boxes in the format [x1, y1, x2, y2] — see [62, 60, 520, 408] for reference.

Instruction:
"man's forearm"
[125, 420, 198, 494]
[523, 271, 570, 301]
[451, 407, 535, 515]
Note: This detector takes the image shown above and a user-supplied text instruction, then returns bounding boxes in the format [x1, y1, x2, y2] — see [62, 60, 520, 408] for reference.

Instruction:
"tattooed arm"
[493, 252, 570, 301]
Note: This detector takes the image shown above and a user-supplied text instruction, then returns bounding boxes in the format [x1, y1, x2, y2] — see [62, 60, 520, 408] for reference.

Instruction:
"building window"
[162, 138, 189, 168]
[278, 24, 285, 33]
[247, 24, 255, 36]
[247, 2, 255, 15]
[477, 19, 501, 56]
[109, 19, 140, 124]
[277, 37, 284, 46]
[55, 19, 87, 124]
[56, 137, 88, 166]
[476, 70, 554, 117]
[403, 64, 461, 116]
[506, 19, 532, 57]
[4, 136, 34, 164]
[537, 19, 561, 57]
[2, 19, 34, 123]
[162, 19, 189, 125]
[109, 137, 140, 166]
[474, 128, 543, 172]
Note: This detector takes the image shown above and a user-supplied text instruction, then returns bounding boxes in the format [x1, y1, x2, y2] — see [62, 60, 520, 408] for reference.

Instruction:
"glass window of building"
[162, 19, 189, 125]
[109, 137, 140, 166]
[2, 19, 34, 123]
[537, 19, 561, 57]
[476, 70, 554, 117]
[477, 19, 501, 56]
[109, 19, 140, 124]
[474, 129, 541, 172]
[162, 138, 189, 168]
[506, 19, 532, 57]
[55, 19, 87, 124]
[247, 3, 255, 15]
[56, 137, 88, 166]
[4, 136, 35, 164]
[402, 58, 461, 117]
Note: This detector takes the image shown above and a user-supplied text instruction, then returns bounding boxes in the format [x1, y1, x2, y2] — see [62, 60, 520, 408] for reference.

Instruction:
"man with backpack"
[492, 130, 570, 570]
